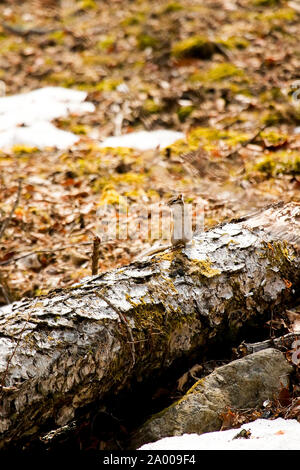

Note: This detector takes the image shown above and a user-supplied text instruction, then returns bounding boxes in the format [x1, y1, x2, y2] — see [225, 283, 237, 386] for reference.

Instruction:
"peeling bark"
[0, 201, 299, 450]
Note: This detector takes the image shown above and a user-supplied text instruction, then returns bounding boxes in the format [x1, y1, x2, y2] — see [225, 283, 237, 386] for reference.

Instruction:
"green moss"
[70, 124, 89, 135]
[142, 98, 162, 114]
[125, 293, 140, 308]
[137, 33, 158, 50]
[12, 145, 39, 155]
[228, 84, 253, 97]
[0, 39, 23, 53]
[48, 30, 65, 45]
[253, 155, 276, 175]
[190, 258, 221, 278]
[159, 251, 221, 278]
[113, 172, 145, 185]
[172, 35, 216, 59]
[168, 127, 249, 155]
[262, 241, 296, 278]
[92, 169, 144, 195]
[96, 78, 122, 92]
[79, 0, 97, 10]
[96, 35, 115, 51]
[160, 1, 183, 13]
[261, 110, 285, 126]
[47, 72, 76, 88]
[168, 127, 250, 155]
[97, 147, 137, 158]
[206, 63, 245, 81]
[261, 8, 296, 22]
[260, 130, 288, 146]
[259, 87, 285, 103]
[177, 105, 194, 122]
[217, 36, 249, 50]
[82, 53, 116, 67]
[253, 0, 280, 5]
[252, 151, 300, 176]
[96, 186, 128, 207]
[190, 63, 245, 84]
[121, 13, 145, 26]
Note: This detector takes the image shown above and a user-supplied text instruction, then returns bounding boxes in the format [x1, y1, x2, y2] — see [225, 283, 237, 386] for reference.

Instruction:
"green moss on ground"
[172, 35, 216, 59]
[251, 151, 300, 177]
[167, 127, 250, 155]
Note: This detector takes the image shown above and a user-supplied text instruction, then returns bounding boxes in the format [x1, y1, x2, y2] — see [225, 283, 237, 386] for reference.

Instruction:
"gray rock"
[131, 348, 293, 449]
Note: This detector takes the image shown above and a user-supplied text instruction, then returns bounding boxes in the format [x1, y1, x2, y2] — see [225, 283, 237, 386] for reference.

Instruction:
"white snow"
[0, 86, 183, 151]
[139, 418, 300, 450]
[0, 86, 95, 150]
[99, 130, 184, 150]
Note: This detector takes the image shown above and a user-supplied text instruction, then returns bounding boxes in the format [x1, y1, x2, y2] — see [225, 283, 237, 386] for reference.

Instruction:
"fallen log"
[0, 201, 299, 450]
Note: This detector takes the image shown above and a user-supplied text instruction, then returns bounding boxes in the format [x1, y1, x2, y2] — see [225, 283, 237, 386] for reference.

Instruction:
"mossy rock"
[172, 35, 217, 60]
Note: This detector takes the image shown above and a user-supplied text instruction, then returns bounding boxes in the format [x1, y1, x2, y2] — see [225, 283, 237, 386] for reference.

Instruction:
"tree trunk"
[0, 201, 299, 450]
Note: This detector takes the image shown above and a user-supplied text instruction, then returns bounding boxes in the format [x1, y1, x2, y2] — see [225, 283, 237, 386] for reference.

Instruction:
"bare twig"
[0, 272, 12, 304]
[0, 242, 92, 266]
[0, 239, 121, 266]
[0, 178, 22, 241]
[1, 21, 56, 37]
[91, 236, 101, 275]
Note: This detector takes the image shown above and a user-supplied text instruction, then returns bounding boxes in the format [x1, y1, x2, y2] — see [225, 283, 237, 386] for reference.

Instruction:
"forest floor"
[0, 0, 299, 303]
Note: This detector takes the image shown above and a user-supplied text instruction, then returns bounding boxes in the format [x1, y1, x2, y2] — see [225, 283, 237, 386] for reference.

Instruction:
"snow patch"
[99, 130, 184, 150]
[139, 418, 300, 450]
[0, 87, 183, 151]
[0, 86, 95, 150]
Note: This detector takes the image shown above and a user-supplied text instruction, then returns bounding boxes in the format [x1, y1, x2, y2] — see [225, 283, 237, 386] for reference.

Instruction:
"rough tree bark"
[0, 201, 299, 450]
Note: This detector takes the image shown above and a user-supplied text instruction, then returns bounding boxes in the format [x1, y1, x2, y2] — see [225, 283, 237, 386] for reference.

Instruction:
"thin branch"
[0, 282, 12, 304]
[1, 21, 56, 37]
[0, 242, 92, 266]
[0, 178, 22, 241]
[0, 239, 120, 266]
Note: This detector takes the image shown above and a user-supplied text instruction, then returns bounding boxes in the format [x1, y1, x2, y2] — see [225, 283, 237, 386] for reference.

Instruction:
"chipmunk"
[137, 194, 193, 259]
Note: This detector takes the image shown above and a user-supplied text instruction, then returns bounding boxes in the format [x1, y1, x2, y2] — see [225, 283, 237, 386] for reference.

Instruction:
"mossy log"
[0, 201, 299, 450]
